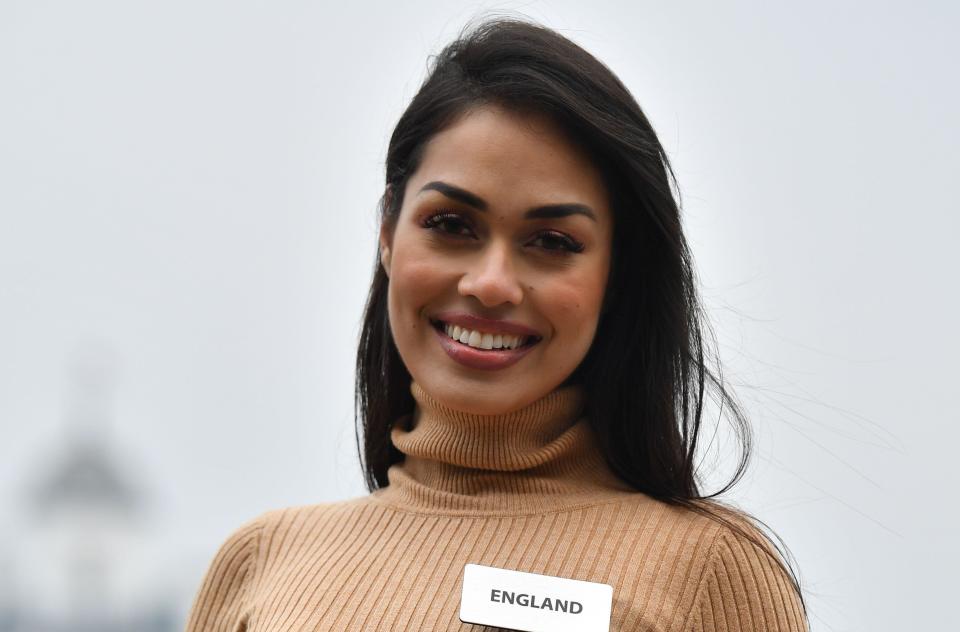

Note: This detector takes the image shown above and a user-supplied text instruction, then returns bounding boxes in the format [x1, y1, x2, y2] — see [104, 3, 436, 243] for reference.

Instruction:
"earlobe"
[378, 185, 396, 277]
[380, 246, 391, 276]
[379, 224, 392, 277]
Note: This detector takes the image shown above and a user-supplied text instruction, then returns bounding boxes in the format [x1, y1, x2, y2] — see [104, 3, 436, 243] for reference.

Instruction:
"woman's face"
[379, 105, 613, 415]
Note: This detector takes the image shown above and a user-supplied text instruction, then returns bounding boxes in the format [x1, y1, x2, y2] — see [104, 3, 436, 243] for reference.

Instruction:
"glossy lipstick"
[431, 321, 540, 370]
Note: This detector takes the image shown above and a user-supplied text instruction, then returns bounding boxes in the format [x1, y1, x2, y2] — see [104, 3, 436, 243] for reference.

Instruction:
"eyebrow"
[418, 180, 598, 222]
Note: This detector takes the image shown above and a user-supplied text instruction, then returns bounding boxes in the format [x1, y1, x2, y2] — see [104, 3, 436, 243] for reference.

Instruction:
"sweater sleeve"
[686, 523, 809, 632]
[184, 515, 263, 632]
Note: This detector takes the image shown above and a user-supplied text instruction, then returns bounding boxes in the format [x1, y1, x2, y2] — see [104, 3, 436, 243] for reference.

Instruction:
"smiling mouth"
[429, 319, 542, 351]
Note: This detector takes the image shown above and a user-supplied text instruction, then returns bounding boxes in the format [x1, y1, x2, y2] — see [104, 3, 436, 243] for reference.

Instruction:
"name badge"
[459, 563, 613, 632]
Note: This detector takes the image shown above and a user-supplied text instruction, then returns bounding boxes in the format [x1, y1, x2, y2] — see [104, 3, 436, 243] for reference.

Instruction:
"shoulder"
[602, 492, 728, 555]
[185, 496, 373, 631]
[226, 495, 383, 571]
[205, 496, 373, 562]
[201, 512, 266, 593]
[682, 501, 809, 632]
[255, 495, 377, 544]
[558, 494, 807, 630]
[184, 513, 265, 631]
[601, 494, 808, 631]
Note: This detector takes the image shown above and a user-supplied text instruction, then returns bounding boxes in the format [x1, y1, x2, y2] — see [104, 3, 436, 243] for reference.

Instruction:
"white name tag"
[459, 563, 613, 632]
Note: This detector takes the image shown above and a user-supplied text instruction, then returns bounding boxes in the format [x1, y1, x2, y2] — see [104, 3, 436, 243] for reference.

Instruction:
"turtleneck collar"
[371, 380, 636, 516]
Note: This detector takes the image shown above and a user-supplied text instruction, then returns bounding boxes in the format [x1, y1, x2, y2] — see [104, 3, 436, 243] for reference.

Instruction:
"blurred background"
[1, 1, 956, 630]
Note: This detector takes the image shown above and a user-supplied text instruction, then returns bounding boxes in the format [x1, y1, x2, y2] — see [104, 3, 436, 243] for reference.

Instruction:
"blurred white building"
[0, 350, 178, 632]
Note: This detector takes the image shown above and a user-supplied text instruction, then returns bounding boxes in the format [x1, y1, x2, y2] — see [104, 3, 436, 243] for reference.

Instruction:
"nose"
[457, 239, 524, 307]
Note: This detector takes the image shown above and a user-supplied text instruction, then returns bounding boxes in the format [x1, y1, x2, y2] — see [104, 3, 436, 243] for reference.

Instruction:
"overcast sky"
[1, 1, 956, 629]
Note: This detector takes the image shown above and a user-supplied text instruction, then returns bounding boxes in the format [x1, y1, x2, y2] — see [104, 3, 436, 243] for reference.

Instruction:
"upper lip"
[430, 311, 542, 338]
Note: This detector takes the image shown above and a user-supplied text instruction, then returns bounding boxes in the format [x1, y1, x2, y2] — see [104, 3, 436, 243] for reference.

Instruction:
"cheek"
[389, 245, 454, 317]
[541, 268, 607, 340]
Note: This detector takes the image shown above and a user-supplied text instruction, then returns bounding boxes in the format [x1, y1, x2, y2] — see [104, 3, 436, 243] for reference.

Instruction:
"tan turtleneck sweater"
[185, 380, 807, 631]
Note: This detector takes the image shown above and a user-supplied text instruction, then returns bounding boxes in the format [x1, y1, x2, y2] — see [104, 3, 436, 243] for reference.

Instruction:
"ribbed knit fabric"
[185, 380, 807, 631]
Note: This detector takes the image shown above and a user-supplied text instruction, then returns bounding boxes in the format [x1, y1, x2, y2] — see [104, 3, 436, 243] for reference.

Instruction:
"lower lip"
[431, 323, 539, 371]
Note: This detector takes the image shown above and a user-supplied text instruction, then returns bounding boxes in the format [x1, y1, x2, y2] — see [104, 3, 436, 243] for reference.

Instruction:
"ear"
[379, 222, 393, 277]
[378, 184, 397, 277]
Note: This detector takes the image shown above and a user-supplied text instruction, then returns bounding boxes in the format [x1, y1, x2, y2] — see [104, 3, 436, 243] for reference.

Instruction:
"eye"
[421, 210, 585, 256]
[421, 211, 475, 238]
[529, 231, 585, 255]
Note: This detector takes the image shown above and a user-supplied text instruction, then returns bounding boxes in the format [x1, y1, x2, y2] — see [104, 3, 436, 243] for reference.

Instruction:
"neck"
[372, 380, 635, 516]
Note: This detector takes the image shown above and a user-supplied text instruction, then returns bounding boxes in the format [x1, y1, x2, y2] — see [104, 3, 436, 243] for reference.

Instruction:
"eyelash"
[421, 211, 585, 255]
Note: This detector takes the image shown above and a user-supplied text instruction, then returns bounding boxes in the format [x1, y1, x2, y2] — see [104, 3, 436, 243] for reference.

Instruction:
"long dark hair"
[355, 16, 805, 613]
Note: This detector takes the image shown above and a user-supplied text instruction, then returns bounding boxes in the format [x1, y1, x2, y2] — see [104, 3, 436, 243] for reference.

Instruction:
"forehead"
[406, 105, 610, 219]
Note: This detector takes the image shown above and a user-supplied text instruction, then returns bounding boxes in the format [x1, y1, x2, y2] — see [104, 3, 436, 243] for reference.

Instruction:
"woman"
[186, 17, 808, 631]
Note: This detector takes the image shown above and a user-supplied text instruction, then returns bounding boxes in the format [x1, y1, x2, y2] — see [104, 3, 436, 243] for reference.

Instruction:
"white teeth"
[441, 322, 530, 351]
[480, 333, 493, 349]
